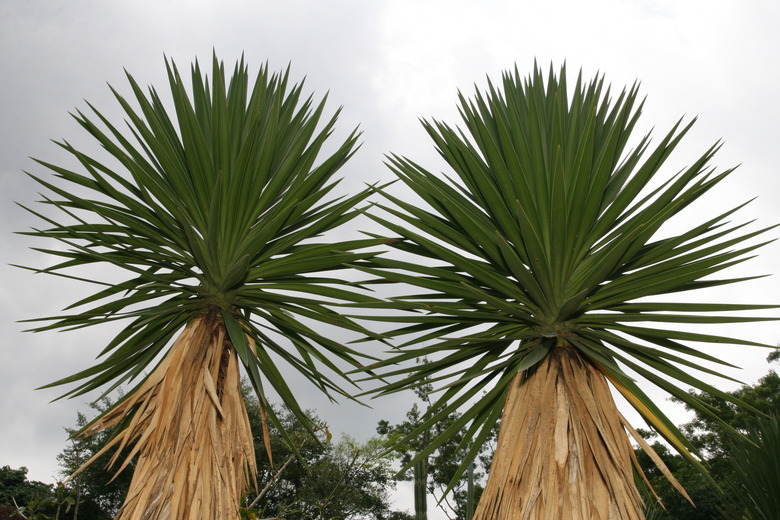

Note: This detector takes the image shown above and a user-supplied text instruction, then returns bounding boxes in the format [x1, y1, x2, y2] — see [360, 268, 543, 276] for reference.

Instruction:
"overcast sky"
[2, 0, 779, 514]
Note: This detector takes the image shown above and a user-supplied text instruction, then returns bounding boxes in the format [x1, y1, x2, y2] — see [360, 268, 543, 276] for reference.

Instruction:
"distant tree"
[243, 395, 408, 520]
[679, 352, 780, 457]
[376, 380, 498, 520]
[636, 350, 780, 519]
[241, 385, 329, 515]
[292, 435, 403, 520]
[0, 465, 64, 520]
[635, 439, 724, 520]
[57, 396, 134, 519]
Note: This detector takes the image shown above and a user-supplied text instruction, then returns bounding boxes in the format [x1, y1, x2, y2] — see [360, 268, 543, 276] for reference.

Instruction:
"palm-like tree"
[19, 56, 381, 519]
[360, 64, 776, 519]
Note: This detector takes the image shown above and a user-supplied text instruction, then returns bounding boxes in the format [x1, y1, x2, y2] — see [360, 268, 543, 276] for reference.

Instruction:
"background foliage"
[3, 353, 778, 519]
[639, 351, 780, 519]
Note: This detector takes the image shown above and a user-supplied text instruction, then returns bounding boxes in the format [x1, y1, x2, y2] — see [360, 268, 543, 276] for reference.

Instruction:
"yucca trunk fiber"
[473, 345, 644, 520]
[77, 313, 257, 520]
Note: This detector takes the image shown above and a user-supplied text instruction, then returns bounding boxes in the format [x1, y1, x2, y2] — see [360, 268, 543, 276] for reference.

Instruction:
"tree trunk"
[73, 482, 80, 520]
[465, 462, 475, 520]
[473, 344, 644, 520]
[413, 456, 428, 520]
[75, 313, 257, 520]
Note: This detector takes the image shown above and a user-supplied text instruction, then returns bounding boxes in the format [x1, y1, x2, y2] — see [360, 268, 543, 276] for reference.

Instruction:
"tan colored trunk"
[74, 313, 257, 520]
[473, 345, 644, 520]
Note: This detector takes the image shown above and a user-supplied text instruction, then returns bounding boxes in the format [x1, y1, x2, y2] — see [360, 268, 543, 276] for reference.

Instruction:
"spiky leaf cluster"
[359, 64, 776, 484]
[19, 55, 381, 433]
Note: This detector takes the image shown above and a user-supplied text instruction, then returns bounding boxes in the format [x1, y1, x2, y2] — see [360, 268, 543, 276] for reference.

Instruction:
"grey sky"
[1, 2, 779, 514]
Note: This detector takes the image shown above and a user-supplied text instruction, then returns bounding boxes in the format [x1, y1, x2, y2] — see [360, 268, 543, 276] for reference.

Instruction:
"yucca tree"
[359, 64, 777, 519]
[18, 55, 382, 520]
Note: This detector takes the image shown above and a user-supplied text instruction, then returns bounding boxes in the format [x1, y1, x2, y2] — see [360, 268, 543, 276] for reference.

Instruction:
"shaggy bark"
[72, 314, 257, 520]
[473, 345, 644, 520]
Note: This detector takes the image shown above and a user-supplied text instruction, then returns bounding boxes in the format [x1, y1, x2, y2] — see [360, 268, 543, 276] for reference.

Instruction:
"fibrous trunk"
[473, 345, 644, 520]
[75, 313, 257, 520]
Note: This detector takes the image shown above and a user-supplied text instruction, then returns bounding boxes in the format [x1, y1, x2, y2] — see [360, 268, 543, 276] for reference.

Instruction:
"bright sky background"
[2, 1, 779, 517]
